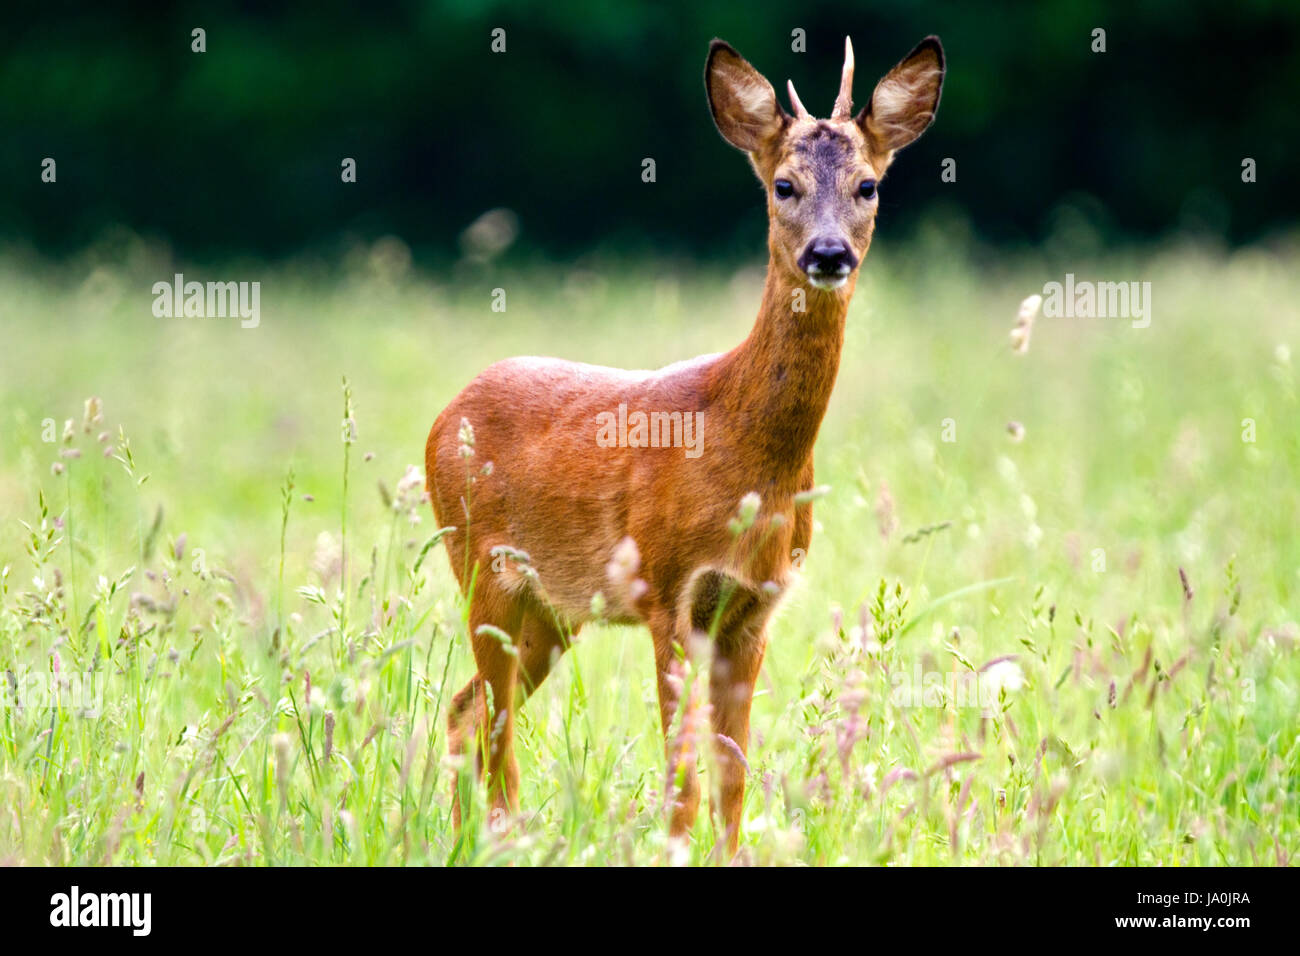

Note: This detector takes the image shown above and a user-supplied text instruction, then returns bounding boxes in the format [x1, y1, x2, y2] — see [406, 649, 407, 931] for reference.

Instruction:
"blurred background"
[1, 1, 1298, 867]
[3, 0, 1298, 265]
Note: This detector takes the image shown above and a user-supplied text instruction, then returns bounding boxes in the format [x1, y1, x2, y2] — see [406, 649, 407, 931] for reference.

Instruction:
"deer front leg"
[709, 629, 766, 858]
[650, 614, 703, 842]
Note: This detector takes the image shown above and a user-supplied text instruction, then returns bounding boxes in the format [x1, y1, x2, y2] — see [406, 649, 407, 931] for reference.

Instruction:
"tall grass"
[0, 238, 1296, 864]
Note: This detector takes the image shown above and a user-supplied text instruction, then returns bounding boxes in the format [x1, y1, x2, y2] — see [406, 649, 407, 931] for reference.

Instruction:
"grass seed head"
[1011, 293, 1041, 354]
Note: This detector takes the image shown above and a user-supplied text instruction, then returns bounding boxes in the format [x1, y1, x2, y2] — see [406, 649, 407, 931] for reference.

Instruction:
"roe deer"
[425, 35, 944, 856]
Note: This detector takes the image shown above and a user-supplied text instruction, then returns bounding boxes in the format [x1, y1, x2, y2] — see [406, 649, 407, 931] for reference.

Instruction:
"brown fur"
[425, 35, 944, 856]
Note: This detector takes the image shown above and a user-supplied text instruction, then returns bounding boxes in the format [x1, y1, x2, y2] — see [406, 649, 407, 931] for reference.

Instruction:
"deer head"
[706, 36, 944, 290]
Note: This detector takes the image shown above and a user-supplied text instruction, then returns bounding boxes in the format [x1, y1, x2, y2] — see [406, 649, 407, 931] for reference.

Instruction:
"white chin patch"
[808, 274, 848, 290]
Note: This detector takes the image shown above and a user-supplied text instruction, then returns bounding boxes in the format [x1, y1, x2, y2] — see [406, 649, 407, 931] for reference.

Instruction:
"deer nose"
[799, 237, 857, 279]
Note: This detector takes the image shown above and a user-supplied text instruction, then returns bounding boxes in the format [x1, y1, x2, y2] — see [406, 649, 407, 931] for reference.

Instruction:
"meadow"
[1, 230, 1297, 865]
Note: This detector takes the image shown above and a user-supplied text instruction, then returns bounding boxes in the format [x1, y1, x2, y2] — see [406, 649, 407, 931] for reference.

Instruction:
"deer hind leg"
[448, 585, 524, 828]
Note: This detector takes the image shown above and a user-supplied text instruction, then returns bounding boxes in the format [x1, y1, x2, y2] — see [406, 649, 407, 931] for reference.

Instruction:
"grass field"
[1, 233, 1297, 865]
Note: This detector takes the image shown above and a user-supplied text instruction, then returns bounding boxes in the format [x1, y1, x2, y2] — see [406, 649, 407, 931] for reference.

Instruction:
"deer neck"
[711, 261, 851, 485]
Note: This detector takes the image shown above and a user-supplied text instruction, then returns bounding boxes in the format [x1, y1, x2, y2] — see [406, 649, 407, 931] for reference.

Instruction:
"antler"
[831, 36, 855, 120]
[786, 79, 810, 119]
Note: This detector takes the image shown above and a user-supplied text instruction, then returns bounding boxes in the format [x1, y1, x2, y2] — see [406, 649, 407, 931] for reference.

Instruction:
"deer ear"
[857, 36, 944, 157]
[706, 40, 787, 154]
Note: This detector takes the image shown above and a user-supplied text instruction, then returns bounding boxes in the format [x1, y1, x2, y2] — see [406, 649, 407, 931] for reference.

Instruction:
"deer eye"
[858, 179, 878, 200]
[774, 179, 795, 199]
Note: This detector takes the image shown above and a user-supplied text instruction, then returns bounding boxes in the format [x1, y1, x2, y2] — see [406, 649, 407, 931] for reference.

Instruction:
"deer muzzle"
[798, 236, 857, 289]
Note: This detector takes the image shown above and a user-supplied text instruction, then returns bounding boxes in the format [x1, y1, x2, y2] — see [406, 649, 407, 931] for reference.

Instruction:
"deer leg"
[709, 627, 767, 858]
[448, 587, 524, 828]
[515, 608, 576, 703]
[650, 612, 703, 841]
[683, 569, 768, 855]
[447, 673, 487, 829]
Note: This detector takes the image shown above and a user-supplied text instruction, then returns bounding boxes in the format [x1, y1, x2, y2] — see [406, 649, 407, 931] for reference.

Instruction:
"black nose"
[799, 237, 857, 276]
